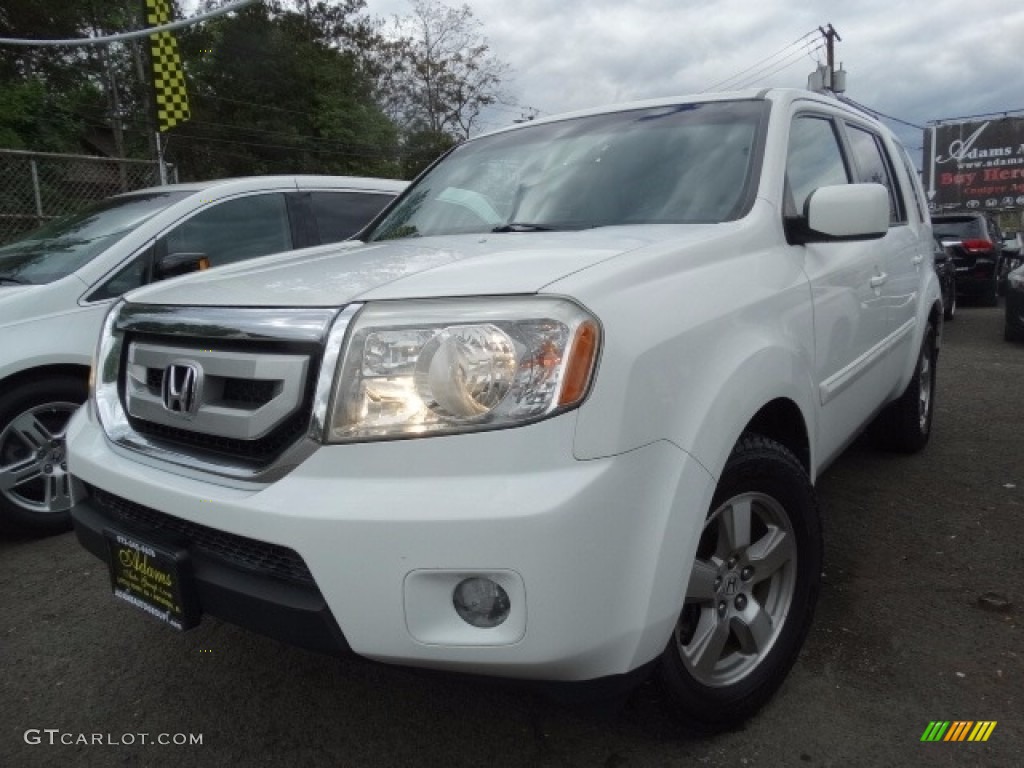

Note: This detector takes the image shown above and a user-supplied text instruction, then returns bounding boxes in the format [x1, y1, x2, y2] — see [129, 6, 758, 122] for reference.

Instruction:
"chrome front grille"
[124, 341, 309, 439]
[94, 302, 355, 484]
[122, 337, 318, 467]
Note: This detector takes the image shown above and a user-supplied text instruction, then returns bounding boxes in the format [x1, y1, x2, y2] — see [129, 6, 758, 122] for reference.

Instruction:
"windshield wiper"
[492, 222, 555, 233]
[0, 276, 31, 285]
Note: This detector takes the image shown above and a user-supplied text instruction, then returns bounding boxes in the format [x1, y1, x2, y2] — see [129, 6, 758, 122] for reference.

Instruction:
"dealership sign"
[923, 117, 1024, 212]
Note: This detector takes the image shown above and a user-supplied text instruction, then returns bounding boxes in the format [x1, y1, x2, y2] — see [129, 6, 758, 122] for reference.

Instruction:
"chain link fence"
[0, 149, 170, 245]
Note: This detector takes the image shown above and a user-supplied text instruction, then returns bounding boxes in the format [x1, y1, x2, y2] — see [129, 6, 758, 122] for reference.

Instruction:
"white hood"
[124, 226, 728, 308]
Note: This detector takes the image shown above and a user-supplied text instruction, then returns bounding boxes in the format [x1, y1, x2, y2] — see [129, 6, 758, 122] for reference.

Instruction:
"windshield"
[367, 100, 766, 242]
[0, 190, 190, 285]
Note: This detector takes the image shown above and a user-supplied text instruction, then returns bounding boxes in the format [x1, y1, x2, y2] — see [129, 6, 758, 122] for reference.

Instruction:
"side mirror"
[786, 183, 890, 245]
[154, 252, 210, 281]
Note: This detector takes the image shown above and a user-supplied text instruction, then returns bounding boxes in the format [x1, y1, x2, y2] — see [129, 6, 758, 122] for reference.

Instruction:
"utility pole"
[819, 24, 841, 86]
[808, 24, 845, 94]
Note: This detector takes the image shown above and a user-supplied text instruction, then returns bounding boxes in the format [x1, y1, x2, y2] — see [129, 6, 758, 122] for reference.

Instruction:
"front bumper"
[72, 493, 350, 655]
[67, 404, 713, 682]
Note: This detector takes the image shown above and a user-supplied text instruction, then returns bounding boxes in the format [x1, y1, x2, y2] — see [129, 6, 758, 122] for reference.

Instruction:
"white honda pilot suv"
[67, 88, 941, 730]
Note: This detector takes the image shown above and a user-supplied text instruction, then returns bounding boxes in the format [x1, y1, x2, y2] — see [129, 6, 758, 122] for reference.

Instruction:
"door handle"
[911, 254, 924, 265]
[870, 273, 888, 287]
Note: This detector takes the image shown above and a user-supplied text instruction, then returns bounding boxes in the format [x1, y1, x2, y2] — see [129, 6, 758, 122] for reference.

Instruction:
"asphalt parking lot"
[1, 303, 1020, 768]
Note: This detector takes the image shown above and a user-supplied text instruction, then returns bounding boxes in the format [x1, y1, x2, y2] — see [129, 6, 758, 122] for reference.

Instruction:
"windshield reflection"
[0, 191, 189, 285]
[368, 100, 766, 242]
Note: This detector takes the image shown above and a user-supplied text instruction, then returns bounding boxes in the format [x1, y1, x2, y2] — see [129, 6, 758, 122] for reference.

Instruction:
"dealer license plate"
[104, 530, 199, 631]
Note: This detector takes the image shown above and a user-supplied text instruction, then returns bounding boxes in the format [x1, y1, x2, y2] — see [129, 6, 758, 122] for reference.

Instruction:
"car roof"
[120, 175, 406, 198]
[473, 88, 891, 140]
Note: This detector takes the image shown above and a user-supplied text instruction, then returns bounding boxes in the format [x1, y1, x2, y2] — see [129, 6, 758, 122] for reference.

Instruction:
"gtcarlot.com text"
[24, 729, 203, 746]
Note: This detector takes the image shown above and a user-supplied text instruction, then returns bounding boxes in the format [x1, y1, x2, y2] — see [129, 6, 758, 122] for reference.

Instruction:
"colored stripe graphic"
[921, 720, 996, 742]
[921, 721, 950, 741]
[944, 721, 972, 741]
[968, 722, 997, 742]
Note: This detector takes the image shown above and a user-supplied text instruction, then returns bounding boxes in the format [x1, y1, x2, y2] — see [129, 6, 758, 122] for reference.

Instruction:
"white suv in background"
[67, 90, 940, 729]
[0, 175, 405, 532]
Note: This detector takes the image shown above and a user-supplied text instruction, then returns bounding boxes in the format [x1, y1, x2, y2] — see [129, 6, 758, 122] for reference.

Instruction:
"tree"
[0, 0, 155, 156]
[168, 1, 401, 179]
[379, 0, 513, 140]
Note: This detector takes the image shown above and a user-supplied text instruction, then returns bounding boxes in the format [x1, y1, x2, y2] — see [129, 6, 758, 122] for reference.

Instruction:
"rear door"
[841, 121, 927, 386]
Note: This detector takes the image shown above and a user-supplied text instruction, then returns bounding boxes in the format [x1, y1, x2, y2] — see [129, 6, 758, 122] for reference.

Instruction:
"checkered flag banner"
[145, 0, 190, 132]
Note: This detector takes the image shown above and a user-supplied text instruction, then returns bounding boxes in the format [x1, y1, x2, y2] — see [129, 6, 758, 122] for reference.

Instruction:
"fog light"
[453, 577, 511, 628]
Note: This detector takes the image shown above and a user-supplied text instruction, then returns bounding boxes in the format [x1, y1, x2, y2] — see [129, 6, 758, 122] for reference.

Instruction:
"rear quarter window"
[310, 192, 395, 243]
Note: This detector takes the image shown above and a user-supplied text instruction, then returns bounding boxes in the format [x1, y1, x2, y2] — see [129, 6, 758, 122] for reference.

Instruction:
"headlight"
[91, 299, 125, 413]
[1009, 269, 1024, 291]
[326, 297, 600, 442]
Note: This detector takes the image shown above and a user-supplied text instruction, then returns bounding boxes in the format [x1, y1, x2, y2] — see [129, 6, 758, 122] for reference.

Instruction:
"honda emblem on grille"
[162, 362, 202, 417]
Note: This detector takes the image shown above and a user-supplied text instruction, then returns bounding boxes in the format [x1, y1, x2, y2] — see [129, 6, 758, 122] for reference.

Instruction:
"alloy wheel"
[676, 491, 797, 687]
[0, 401, 84, 515]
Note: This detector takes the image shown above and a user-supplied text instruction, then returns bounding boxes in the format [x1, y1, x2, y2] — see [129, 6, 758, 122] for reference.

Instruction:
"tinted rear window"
[933, 217, 984, 239]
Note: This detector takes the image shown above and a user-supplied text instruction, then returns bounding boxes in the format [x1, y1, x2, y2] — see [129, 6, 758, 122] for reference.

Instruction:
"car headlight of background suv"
[326, 297, 601, 442]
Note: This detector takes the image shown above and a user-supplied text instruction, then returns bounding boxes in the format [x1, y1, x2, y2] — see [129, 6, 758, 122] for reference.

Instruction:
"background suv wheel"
[0, 376, 87, 533]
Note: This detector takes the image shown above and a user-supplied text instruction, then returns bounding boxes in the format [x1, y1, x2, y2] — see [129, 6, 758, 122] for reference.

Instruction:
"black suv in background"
[932, 213, 1004, 306]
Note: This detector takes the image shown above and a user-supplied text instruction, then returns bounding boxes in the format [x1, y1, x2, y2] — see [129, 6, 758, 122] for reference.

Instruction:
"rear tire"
[0, 376, 87, 534]
[869, 322, 936, 453]
[982, 277, 999, 307]
[655, 434, 822, 732]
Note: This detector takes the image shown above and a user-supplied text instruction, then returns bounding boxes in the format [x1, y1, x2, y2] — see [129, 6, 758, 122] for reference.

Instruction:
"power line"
[0, 0, 259, 47]
[839, 96, 924, 131]
[701, 29, 819, 93]
[730, 45, 824, 90]
[928, 107, 1024, 125]
[80, 106, 396, 154]
[192, 93, 318, 118]
[169, 131, 398, 159]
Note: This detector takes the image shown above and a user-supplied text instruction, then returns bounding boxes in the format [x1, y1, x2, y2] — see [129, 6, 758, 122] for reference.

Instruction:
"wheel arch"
[0, 364, 91, 396]
[627, 358, 817, 670]
[742, 398, 811, 475]
[680, 345, 818, 486]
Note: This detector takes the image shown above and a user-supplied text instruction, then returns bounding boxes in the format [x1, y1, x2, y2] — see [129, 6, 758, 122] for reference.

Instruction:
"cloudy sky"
[362, 0, 1024, 156]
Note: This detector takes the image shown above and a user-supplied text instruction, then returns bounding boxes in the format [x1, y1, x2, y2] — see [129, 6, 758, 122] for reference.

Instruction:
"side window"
[785, 116, 850, 216]
[310, 191, 395, 243]
[162, 193, 292, 269]
[845, 125, 905, 225]
[87, 246, 153, 302]
[896, 144, 927, 223]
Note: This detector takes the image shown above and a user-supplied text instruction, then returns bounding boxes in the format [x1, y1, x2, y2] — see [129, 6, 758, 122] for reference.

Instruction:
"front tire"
[0, 376, 88, 534]
[656, 434, 822, 731]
